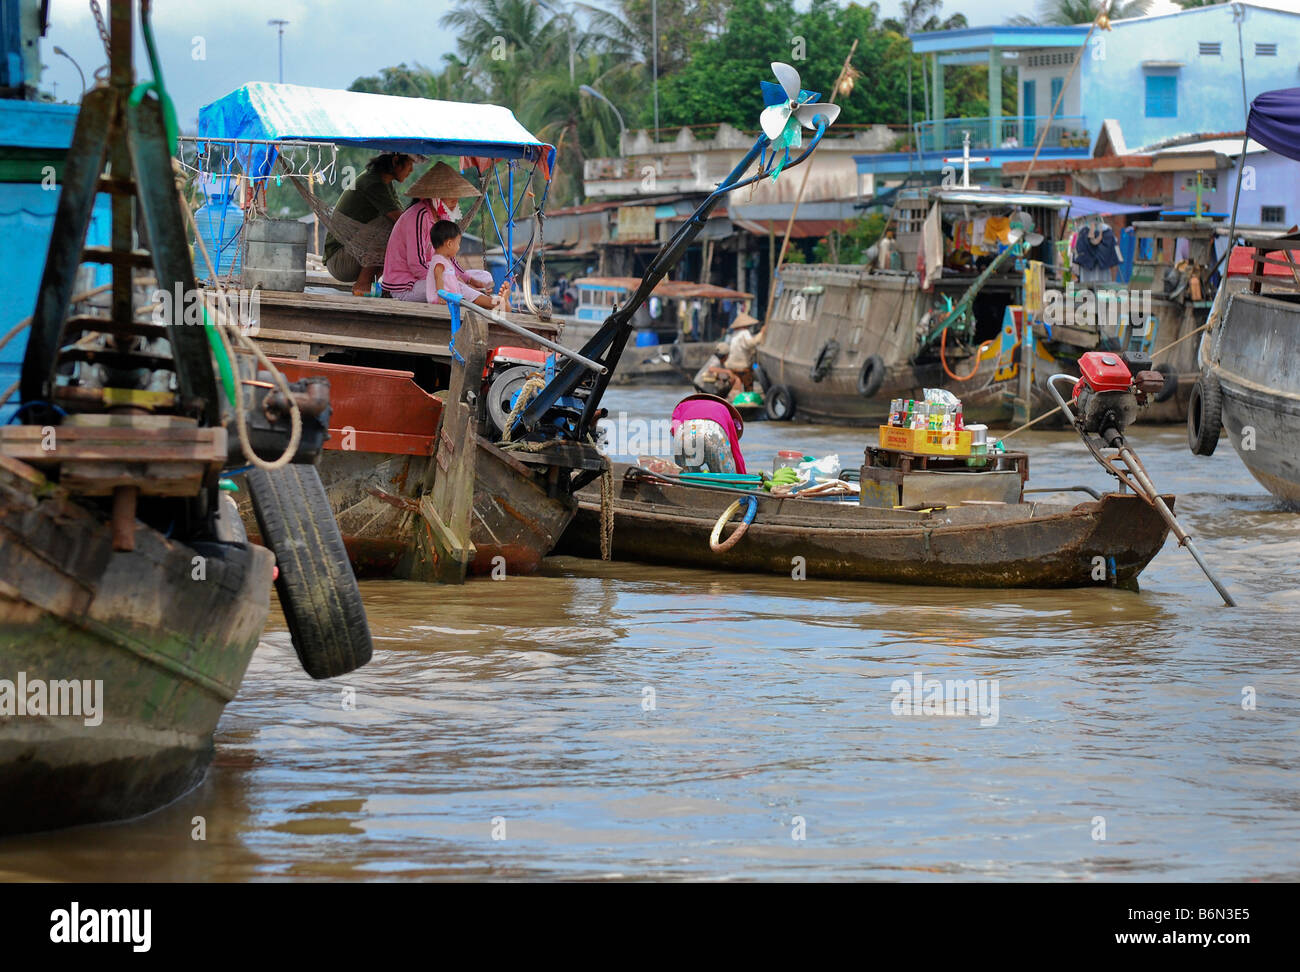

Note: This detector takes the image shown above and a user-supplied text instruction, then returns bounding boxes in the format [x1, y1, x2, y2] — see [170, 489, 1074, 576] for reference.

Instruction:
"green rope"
[203, 307, 237, 407]
[129, 3, 179, 156]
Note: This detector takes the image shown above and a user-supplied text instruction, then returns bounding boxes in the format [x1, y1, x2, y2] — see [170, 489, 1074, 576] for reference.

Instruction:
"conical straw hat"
[405, 161, 482, 200]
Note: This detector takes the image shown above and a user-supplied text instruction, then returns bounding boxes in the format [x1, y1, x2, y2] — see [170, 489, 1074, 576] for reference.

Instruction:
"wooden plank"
[416, 493, 476, 573]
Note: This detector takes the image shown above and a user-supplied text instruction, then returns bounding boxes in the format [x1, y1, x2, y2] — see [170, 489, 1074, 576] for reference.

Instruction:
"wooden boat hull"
[557, 466, 1171, 589]
[757, 265, 1208, 428]
[0, 457, 273, 836]
[233, 360, 576, 579]
[1211, 291, 1300, 507]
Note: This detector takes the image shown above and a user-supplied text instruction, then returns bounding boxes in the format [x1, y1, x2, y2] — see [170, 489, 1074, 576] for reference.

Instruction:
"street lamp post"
[53, 46, 87, 97]
[268, 19, 289, 83]
[579, 84, 626, 152]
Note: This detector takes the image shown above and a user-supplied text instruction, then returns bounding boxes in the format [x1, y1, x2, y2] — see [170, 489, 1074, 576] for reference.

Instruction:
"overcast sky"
[36, 0, 1194, 128]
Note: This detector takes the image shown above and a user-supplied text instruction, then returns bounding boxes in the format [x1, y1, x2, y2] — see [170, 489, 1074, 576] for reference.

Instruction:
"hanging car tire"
[766, 384, 796, 421]
[666, 342, 684, 368]
[752, 361, 771, 393]
[246, 463, 373, 679]
[857, 354, 887, 398]
[1187, 370, 1223, 456]
[1153, 363, 1179, 403]
[809, 340, 839, 383]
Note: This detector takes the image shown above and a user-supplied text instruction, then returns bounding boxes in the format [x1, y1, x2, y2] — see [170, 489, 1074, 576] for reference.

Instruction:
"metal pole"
[268, 20, 289, 83]
[1117, 444, 1236, 606]
[651, 0, 659, 136]
[763, 41, 858, 323]
[1018, 8, 1101, 190]
[452, 298, 606, 373]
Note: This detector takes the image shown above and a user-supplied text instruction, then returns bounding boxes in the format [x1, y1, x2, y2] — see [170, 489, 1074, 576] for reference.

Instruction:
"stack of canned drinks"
[887, 388, 965, 432]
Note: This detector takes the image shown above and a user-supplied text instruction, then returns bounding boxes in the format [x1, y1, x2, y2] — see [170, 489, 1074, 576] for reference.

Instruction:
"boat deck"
[228, 288, 564, 361]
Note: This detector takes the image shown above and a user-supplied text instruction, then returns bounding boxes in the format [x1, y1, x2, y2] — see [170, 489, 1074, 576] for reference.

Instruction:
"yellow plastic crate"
[878, 425, 973, 457]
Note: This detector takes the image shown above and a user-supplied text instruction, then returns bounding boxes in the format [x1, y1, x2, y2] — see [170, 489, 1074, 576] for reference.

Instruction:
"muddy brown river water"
[3, 386, 1298, 881]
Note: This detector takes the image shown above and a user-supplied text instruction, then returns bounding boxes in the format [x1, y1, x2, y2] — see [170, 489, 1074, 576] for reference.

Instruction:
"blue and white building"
[857, 1, 1300, 186]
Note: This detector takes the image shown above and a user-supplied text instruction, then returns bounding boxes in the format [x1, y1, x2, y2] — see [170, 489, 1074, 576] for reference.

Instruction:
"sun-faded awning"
[197, 82, 555, 176]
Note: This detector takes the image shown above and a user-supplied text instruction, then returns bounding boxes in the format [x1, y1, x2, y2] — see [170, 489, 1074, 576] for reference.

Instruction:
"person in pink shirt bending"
[427, 220, 511, 310]
[670, 393, 746, 474]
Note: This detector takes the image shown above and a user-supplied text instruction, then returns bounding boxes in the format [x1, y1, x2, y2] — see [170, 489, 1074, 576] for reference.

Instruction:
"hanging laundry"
[984, 215, 1011, 246]
[1074, 223, 1121, 271]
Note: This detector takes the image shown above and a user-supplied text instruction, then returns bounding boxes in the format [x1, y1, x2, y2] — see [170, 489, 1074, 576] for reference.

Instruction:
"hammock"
[288, 165, 492, 271]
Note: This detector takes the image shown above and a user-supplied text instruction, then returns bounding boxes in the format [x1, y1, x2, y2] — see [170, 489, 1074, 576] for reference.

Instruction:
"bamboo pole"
[1017, 3, 1112, 191]
[762, 39, 859, 323]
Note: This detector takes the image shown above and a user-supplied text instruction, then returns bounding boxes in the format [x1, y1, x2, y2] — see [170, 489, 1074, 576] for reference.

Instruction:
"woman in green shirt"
[323, 153, 414, 296]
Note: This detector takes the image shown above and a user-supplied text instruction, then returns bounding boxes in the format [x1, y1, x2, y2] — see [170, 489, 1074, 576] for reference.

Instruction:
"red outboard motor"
[1071, 350, 1166, 444]
[1047, 352, 1236, 606]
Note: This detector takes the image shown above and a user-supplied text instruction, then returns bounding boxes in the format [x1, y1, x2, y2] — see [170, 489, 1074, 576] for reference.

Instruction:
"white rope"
[176, 161, 303, 471]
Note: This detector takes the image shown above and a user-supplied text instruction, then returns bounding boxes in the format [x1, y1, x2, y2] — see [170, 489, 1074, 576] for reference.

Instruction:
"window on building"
[1182, 173, 1218, 191]
[1261, 205, 1286, 224]
[1049, 77, 1064, 111]
[1256, 42, 1278, 57]
[1198, 42, 1221, 56]
[1145, 75, 1177, 118]
[1037, 178, 1067, 193]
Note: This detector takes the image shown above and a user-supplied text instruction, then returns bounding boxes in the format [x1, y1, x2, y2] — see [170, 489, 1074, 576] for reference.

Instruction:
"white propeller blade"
[760, 103, 792, 140]
[794, 102, 840, 129]
[771, 62, 802, 102]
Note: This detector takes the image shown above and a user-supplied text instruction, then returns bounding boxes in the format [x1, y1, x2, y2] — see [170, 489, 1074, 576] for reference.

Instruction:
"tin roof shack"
[516, 123, 897, 315]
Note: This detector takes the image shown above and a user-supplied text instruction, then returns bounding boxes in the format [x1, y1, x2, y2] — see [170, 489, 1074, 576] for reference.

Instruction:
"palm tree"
[1008, 0, 1154, 26]
[518, 54, 642, 204]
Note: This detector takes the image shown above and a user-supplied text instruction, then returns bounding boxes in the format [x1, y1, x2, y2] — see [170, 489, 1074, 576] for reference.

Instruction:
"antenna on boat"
[943, 132, 989, 189]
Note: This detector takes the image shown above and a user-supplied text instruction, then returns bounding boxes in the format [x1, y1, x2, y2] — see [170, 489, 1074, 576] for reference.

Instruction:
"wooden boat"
[557, 459, 1172, 589]
[756, 185, 1216, 427]
[0, 3, 281, 834]
[0, 457, 271, 835]
[206, 65, 841, 580]
[1196, 234, 1300, 506]
[1189, 88, 1300, 508]
[193, 81, 602, 582]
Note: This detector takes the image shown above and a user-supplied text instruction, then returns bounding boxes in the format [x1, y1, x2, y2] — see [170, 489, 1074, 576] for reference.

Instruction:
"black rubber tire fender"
[1187, 370, 1223, 457]
[246, 463, 374, 679]
[857, 354, 887, 398]
[1153, 363, 1179, 404]
[765, 383, 796, 421]
[666, 342, 684, 367]
[752, 361, 771, 393]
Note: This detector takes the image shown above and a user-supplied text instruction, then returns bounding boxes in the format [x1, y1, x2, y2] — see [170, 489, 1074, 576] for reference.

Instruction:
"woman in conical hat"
[382, 161, 489, 302]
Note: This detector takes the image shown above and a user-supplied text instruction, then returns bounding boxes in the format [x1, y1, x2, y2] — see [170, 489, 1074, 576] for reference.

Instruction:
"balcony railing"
[910, 116, 1091, 154]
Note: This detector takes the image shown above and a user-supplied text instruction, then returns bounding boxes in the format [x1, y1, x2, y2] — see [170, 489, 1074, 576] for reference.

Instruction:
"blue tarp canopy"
[1060, 195, 1162, 217]
[197, 82, 555, 177]
[1246, 87, 1300, 163]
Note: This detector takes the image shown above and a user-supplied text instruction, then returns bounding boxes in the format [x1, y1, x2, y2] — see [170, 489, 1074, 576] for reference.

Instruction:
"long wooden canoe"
[556, 463, 1171, 589]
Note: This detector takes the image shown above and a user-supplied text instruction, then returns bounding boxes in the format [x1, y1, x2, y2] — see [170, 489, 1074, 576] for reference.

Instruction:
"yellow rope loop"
[599, 458, 615, 561]
[499, 374, 546, 443]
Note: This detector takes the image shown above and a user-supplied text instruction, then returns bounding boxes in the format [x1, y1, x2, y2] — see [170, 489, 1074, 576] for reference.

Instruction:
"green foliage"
[311, 0, 1033, 210]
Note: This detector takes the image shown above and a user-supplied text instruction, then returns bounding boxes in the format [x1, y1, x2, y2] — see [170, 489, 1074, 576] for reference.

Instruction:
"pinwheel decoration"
[759, 62, 842, 180]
